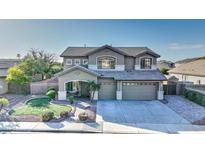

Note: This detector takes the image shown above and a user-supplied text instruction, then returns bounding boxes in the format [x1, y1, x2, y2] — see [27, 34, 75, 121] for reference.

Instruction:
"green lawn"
[10, 97, 72, 117]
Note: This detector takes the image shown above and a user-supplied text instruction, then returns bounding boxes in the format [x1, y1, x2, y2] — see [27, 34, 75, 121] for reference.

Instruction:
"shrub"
[187, 91, 197, 101]
[42, 111, 54, 122]
[47, 87, 56, 92]
[160, 68, 169, 75]
[202, 97, 205, 106]
[0, 98, 9, 112]
[78, 112, 88, 121]
[183, 89, 205, 106]
[183, 89, 189, 98]
[67, 96, 74, 104]
[60, 111, 69, 118]
[46, 90, 56, 100]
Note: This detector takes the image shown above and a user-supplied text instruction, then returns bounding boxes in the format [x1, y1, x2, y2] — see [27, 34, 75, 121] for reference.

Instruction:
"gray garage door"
[122, 82, 157, 100]
[0, 78, 8, 94]
[98, 79, 116, 100]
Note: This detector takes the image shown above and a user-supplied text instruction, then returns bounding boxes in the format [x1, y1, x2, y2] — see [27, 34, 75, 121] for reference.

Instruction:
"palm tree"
[88, 81, 101, 102]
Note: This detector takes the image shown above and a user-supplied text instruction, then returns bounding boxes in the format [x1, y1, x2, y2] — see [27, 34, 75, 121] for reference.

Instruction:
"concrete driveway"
[97, 100, 190, 124]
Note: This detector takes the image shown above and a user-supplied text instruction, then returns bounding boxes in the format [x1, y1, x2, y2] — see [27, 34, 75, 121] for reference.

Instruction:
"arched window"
[97, 56, 116, 69]
[141, 57, 152, 69]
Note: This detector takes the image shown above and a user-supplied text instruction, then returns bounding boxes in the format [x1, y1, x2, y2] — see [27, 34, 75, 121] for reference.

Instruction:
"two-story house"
[57, 45, 166, 100]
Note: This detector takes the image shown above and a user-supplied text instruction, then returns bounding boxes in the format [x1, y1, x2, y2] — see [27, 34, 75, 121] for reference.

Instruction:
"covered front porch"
[57, 66, 99, 100]
[66, 81, 89, 98]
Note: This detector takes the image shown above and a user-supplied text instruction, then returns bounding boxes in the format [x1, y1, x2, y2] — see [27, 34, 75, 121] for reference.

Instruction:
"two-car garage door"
[122, 82, 157, 100]
[98, 79, 158, 100]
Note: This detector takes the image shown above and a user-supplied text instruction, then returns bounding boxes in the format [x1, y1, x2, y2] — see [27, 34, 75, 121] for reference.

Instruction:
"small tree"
[6, 65, 31, 85]
[0, 98, 9, 113]
[160, 68, 169, 75]
[88, 81, 101, 102]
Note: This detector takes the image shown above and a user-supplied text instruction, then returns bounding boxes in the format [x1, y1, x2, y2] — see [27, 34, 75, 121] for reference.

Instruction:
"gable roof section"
[169, 59, 205, 77]
[60, 45, 160, 57]
[56, 65, 100, 77]
[86, 45, 129, 56]
[135, 50, 160, 58]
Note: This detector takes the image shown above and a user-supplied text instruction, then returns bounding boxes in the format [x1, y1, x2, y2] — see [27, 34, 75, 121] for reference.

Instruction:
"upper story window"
[82, 59, 88, 65]
[74, 59, 81, 65]
[141, 58, 152, 69]
[66, 59, 72, 65]
[97, 56, 116, 69]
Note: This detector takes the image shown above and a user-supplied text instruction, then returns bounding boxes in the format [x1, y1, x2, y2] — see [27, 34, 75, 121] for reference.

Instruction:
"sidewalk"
[0, 121, 102, 133]
[1, 121, 205, 134]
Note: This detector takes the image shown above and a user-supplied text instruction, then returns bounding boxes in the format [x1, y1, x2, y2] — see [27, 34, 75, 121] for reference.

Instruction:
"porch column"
[93, 91, 98, 100]
[157, 81, 164, 100]
[116, 81, 122, 100]
[58, 91, 67, 100]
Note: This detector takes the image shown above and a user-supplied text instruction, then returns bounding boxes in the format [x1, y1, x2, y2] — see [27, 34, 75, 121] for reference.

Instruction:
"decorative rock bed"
[165, 95, 205, 124]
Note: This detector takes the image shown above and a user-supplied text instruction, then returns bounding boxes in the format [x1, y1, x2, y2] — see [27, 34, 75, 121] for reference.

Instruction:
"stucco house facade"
[0, 59, 20, 94]
[56, 45, 166, 101]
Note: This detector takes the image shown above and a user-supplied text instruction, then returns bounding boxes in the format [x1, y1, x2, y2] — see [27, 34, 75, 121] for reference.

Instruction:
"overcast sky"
[0, 19, 205, 62]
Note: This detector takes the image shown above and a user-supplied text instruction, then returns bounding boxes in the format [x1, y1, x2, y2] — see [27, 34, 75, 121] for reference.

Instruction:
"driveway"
[97, 100, 190, 124]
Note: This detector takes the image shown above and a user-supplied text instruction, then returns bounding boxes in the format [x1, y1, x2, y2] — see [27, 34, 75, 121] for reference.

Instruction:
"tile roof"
[54, 65, 166, 81]
[0, 59, 20, 69]
[175, 56, 204, 64]
[60, 45, 160, 57]
[169, 59, 205, 77]
[56, 65, 100, 77]
[95, 69, 166, 81]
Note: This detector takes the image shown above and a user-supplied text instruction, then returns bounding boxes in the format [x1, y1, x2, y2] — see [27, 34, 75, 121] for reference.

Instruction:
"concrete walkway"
[1, 121, 205, 134]
[0, 121, 102, 133]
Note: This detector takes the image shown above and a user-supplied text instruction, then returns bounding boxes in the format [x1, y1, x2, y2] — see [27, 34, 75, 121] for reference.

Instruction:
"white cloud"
[168, 43, 205, 50]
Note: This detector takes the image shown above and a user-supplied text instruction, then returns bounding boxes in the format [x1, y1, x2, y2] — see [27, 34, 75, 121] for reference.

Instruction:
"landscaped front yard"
[9, 97, 72, 118]
[0, 94, 96, 123]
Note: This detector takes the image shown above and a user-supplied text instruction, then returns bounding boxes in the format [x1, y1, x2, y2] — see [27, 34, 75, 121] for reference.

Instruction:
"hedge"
[183, 89, 205, 106]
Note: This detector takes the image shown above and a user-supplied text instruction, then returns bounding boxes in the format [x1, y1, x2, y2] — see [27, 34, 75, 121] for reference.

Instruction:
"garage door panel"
[122, 82, 157, 100]
[99, 81, 116, 100]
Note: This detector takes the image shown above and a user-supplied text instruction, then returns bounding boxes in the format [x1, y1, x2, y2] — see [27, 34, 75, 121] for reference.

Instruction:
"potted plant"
[78, 112, 88, 121]
[67, 96, 74, 104]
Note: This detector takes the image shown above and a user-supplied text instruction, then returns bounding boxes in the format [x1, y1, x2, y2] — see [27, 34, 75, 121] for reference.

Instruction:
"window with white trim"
[82, 59, 88, 65]
[74, 59, 81, 65]
[140, 58, 152, 69]
[66, 59, 72, 65]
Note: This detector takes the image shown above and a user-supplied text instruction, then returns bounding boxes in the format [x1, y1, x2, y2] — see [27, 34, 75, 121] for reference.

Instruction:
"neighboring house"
[0, 59, 20, 94]
[157, 60, 175, 70]
[56, 45, 166, 101]
[175, 56, 202, 67]
[169, 59, 205, 84]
